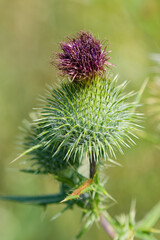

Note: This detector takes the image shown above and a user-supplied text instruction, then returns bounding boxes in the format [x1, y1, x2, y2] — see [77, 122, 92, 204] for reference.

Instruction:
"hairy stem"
[100, 215, 116, 239]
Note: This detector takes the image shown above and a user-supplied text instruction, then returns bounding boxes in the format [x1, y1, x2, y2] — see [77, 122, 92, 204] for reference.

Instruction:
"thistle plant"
[1, 31, 160, 240]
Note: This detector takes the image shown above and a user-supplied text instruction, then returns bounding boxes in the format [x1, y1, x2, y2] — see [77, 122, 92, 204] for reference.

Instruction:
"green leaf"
[61, 194, 80, 202]
[0, 193, 65, 206]
[150, 228, 160, 234]
[135, 231, 157, 240]
[61, 179, 93, 203]
[94, 184, 116, 202]
[74, 218, 93, 239]
[51, 203, 73, 221]
[20, 169, 48, 175]
[136, 202, 160, 230]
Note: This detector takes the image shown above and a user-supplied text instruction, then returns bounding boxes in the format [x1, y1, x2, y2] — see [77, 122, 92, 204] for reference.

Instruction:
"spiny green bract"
[36, 74, 140, 163]
[21, 120, 81, 186]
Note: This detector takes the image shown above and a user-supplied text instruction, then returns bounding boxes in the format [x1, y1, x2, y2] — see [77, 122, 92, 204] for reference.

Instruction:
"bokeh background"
[0, 0, 160, 239]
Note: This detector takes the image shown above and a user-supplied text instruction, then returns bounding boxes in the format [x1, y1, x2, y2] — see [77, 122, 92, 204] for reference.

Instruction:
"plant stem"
[100, 215, 116, 239]
[89, 152, 116, 239]
[89, 152, 96, 178]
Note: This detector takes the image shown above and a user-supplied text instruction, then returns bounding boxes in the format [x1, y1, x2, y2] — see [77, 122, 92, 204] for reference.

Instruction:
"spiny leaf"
[74, 218, 93, 239]
[150, 228, 160, 234]
[135, 231, 157, 240]
[51, 203, 73, 221]
[20, 169, 48, 175]
[136, 202, 160, 230]
[61, 179, 93, 203]
[0, 194, 65, 205]
[94, 183, 116, 202]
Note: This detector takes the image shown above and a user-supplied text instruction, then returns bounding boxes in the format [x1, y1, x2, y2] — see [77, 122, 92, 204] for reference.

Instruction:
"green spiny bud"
[21, 120, 81, 186]
[36, 74, 140, 164]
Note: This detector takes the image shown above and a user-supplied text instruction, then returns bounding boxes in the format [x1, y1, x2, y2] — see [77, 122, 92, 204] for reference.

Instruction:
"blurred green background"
[0, 0, 160, 239]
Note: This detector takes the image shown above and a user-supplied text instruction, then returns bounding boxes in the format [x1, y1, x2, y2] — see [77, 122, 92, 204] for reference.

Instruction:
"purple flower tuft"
[54, 31, 113, 81]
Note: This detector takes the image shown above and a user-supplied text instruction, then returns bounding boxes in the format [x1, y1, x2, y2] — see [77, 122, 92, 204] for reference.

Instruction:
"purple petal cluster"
[55, 31, 113, 81]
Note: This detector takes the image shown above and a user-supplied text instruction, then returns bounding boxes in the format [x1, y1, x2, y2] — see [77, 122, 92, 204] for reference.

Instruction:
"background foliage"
[0, 0, 160, 239]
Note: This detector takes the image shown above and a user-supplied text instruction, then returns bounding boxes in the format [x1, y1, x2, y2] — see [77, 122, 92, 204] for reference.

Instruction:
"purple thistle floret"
[54, 31, 113, 81]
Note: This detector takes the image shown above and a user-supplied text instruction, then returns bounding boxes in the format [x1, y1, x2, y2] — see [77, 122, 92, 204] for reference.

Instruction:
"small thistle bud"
[54, 31, 113, 81]
[21, 120, 80, 183]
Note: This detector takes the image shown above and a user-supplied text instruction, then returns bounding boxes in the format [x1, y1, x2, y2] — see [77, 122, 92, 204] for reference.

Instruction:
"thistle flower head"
[55, 31, 113, 81]
[37, 74, 140, 163]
